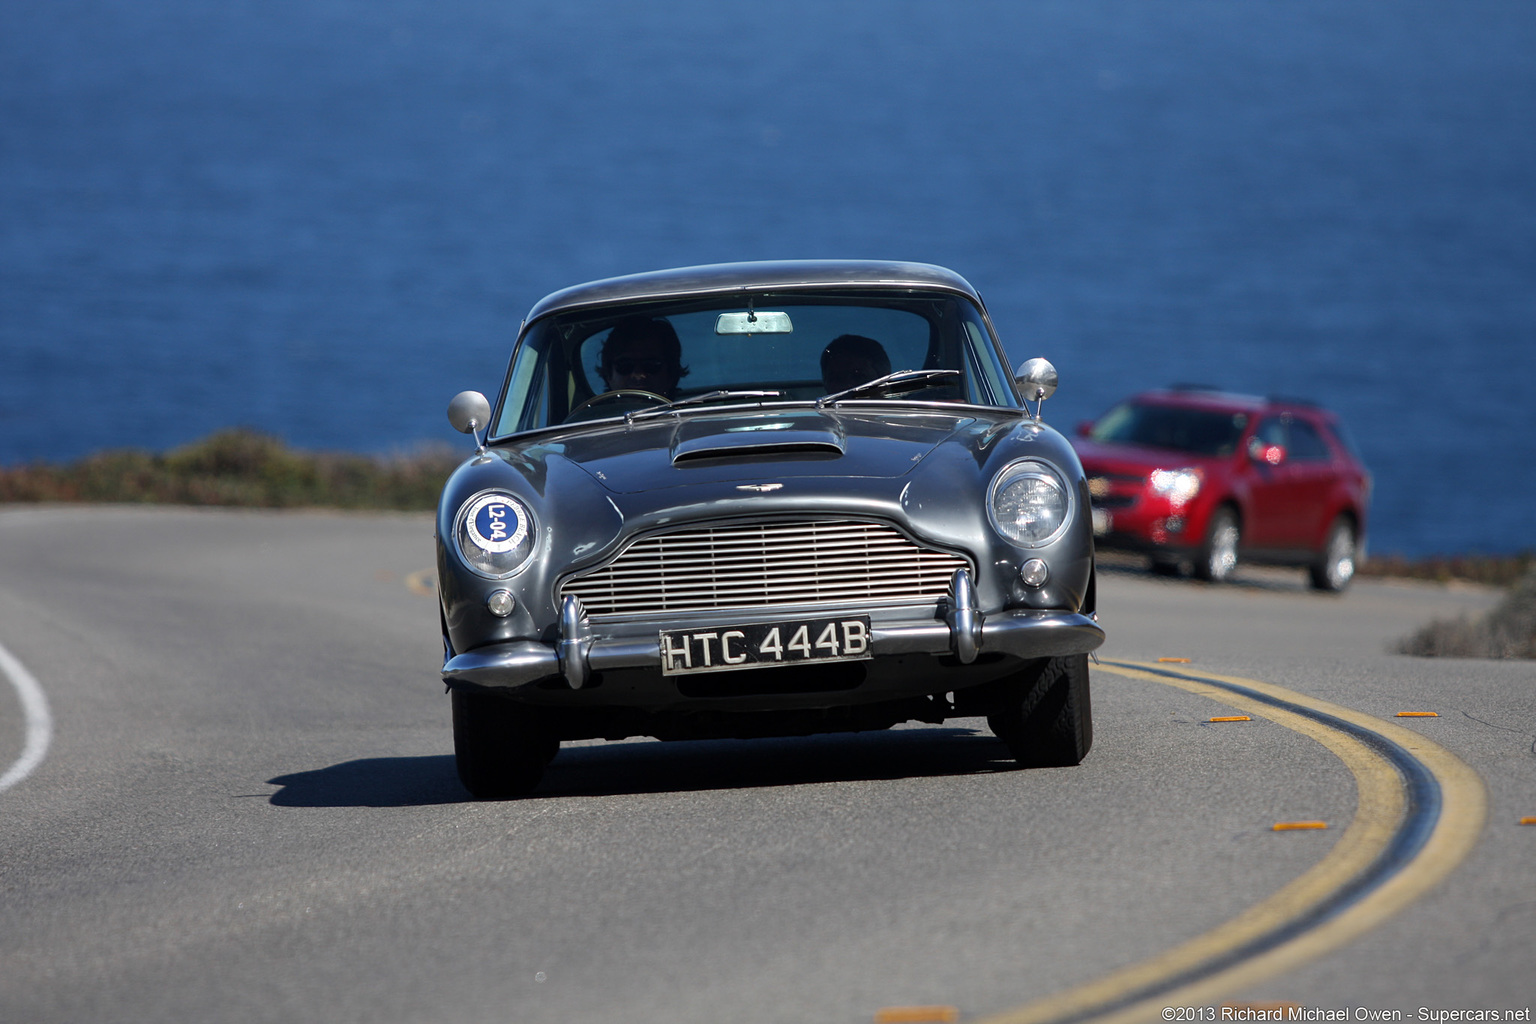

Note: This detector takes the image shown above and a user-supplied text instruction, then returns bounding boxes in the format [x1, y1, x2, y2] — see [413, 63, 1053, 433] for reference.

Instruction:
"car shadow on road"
[266, 727, 1022, 808]
[267, 756, 466, 807]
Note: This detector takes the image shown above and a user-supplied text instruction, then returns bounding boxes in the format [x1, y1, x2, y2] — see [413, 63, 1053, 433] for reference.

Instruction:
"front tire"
[1309, 517, 1357, 592]
[986, 654, 1093, 767]
[452, 690, 555, 799]
[1194, 506, 1240, 583]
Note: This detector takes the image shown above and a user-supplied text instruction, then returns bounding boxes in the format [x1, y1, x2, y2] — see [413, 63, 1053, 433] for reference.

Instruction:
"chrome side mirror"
[448, 390, 491, 451]
[1015, 358, 1058, 423]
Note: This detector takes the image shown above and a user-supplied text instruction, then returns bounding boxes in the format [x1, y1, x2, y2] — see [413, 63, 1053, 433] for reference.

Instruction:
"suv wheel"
[1309, 517, 1357, 592]
[1195, 507, 1240, 583]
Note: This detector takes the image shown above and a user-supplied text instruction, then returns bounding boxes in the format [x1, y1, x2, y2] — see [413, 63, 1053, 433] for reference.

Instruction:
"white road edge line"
[0, 640, 52, 793]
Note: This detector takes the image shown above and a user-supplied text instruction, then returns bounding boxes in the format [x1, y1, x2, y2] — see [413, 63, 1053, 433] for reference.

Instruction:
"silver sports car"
[436, 260, 1104, 797]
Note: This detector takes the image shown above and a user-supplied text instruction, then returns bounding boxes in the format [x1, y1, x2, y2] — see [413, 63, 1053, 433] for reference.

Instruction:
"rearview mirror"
[715, 311, 794, 335]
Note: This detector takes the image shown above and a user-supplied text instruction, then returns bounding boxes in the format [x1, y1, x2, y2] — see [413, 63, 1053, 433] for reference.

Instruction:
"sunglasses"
[613, 358, 666, 375]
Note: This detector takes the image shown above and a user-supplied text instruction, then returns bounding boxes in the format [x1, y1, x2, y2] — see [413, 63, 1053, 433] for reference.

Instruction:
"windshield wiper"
[815, 369, 961, 409]
[626, 390, 786, 424]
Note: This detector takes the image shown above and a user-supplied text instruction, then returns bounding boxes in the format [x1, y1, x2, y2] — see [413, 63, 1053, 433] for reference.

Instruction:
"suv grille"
[561, 519, 969, 617]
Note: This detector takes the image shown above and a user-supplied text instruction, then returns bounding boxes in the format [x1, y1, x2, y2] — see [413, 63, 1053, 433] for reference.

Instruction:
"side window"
[961, 317, 1014, 406]
[1288, 419, 1332, 461]
[495, 326, 551, 435]
[1325, 419, 1364, 460]
[1253, 417, 1286, 448]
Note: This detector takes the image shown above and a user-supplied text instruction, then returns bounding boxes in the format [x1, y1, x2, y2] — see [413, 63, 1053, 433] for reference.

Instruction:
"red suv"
[1072, 387, 1371, 590]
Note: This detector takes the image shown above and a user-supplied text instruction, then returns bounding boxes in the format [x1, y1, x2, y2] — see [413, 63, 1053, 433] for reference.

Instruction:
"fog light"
[1165, 515, 1186, 534]
[1020, 558, 1049, 588]
[486, 590, 515, 617]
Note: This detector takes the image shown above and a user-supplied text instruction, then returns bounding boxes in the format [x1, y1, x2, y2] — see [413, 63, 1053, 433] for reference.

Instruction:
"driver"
[598, 317, 688, 398]
[820, 334, 891, 394]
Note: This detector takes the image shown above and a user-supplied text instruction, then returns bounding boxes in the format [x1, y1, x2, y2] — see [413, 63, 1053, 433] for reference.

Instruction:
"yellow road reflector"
[404, 569, 437, 597]
[1395, 711, 1439, 717]
[1519, 817, 1536, 826]
[1272, 821, 1328, 831]
[1158, 657, 1191, 663]
[875, 1007, 960, 1023]
[1210, 716, 1252, 723]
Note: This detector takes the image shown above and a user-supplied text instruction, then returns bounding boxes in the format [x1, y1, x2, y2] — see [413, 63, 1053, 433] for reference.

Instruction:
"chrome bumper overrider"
[443, 570, 1104, 692]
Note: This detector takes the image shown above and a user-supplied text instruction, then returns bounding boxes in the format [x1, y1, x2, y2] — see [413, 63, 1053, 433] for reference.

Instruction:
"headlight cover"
[989, 461, 1073, 548]
[454, 492, 538, 578]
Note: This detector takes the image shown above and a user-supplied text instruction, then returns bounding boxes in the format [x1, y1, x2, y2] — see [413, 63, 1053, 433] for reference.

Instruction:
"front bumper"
[443, 570, 1103, 712]
[1091, 493, 1209, 555]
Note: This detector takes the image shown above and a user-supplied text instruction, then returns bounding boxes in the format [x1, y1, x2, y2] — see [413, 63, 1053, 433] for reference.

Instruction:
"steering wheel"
[566, 389, 671, 420]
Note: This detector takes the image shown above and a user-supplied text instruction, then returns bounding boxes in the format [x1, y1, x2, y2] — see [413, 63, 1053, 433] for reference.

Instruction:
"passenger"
[598, 317, 688, 398]
[820, 334, 891, 394]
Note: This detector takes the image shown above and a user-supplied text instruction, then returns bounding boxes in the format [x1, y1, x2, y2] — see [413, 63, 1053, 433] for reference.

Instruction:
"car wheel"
[1309, 517, 1357, 592]
[452, 690, 553, 799]
[986, 654, 1093, 767]
[1194, 507, 1240, 583]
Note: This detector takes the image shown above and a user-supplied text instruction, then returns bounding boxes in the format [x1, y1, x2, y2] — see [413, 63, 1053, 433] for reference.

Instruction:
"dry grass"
[1395, 567, 1536, 659]
[0, 429, 460, 510]
[1360, 551, 1533, 589]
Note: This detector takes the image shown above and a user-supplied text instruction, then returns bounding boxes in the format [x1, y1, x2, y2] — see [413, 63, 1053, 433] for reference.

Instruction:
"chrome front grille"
[561, 519, 969, 617]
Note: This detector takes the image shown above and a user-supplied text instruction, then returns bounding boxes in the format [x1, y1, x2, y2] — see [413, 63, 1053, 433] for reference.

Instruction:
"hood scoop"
[671, 419, 845, 465]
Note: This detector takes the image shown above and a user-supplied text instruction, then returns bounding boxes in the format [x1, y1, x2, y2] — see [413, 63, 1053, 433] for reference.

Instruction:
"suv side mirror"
[1248, 438, 1287, 466]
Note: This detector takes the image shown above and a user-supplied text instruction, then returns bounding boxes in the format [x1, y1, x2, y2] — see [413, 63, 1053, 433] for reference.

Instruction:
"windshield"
[1089, 402, 1250, 457]
[491, 290, 1019, 435]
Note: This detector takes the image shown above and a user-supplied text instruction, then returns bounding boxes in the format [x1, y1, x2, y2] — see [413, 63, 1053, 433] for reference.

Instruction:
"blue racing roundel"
[464, 493, 530, 554]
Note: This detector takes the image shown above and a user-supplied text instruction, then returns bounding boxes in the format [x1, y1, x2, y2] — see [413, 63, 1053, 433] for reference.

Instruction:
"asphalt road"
[0, 507, 1530, 1024]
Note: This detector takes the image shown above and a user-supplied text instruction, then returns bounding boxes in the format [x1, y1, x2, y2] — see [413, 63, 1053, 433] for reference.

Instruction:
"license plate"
[659, 616, 872, 675]
[1092, 508, 1112, 535]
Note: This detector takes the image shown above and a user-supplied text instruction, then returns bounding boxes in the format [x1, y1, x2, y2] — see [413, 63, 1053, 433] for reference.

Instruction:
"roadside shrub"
[1361, 551, 1533, 589]
[1396, 567, 1536, 659]
[0, 429, 460, 511]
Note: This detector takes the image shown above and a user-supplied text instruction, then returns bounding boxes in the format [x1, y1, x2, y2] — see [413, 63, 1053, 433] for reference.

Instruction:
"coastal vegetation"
[1394, 567, 1536, 659]
[0, 429, 458, 511]
[2, 429, 1530, 658]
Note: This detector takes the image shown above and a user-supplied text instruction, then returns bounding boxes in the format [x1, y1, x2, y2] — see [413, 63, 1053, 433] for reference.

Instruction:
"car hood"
[526, 407, 1001, 494]
[1071, 437, 1227, 476]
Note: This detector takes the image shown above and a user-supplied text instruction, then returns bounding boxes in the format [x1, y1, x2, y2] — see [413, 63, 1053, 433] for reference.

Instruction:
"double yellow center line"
[973, 660, 1487, 1024]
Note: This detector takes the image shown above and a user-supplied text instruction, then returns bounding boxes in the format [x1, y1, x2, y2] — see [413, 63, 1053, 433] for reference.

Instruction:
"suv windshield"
[492, 290, 1018, 435]
[1090, 402, 1249, 457]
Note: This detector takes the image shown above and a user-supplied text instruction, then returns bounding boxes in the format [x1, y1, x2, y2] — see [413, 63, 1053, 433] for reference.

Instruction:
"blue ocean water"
[2, 1, 1533, 556]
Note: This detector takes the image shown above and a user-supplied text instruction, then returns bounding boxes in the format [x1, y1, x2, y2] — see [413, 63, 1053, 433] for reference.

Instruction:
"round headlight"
[990, 461, 1071, 547]
[455, 492, 537, 578]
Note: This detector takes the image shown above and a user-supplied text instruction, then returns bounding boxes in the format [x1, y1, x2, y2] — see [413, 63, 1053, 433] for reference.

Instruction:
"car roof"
[1128, 386, 1333, 419]
[523, 260, 985, 324]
